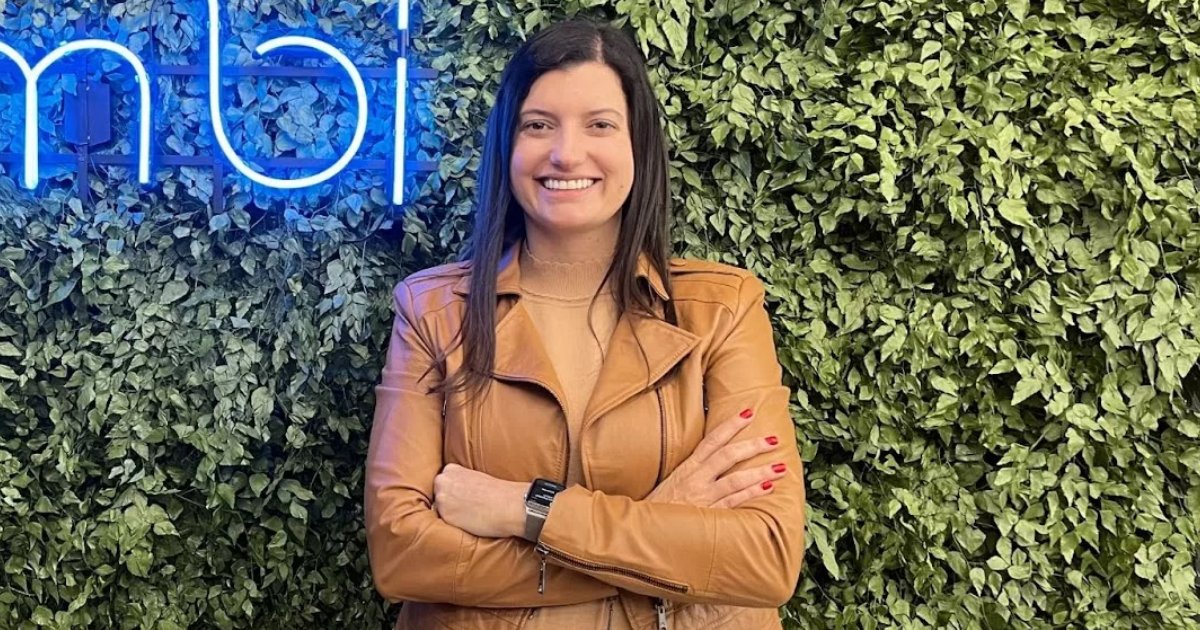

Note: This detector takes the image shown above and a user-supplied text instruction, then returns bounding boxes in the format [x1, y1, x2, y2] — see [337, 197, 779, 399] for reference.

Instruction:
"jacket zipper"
[654, 598, 669, 630]
[534, 542, 688, 595]
[536, 544, 553, 594]
[653, 390, 672, 629]
[560, 422, 570, 486]
[654, 387, 667, 484]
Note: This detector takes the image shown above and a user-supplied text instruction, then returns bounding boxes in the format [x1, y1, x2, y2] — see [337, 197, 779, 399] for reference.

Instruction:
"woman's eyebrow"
[519, 107, 626, 121]
[520, 108, 557, 119]
[586, 108, 625, 120]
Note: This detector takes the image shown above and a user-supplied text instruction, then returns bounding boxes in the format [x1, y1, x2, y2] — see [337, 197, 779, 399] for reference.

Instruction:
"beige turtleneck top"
[517, 241, 633, 630]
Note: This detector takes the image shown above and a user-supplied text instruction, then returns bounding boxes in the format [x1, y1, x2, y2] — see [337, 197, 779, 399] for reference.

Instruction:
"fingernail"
[765, 436, 778, 446]
[761, 481, 774, 490]
[772, 463, 786, 473]
[739, 408, 754, 419]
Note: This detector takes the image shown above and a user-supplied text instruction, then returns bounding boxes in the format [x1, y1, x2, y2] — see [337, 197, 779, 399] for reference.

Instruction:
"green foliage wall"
[1, 0, 1199, 627]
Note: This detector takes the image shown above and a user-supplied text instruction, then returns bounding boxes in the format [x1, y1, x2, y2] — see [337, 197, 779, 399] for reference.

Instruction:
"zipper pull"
[536, 545, 549, 595]
[654, 597, 668, 630]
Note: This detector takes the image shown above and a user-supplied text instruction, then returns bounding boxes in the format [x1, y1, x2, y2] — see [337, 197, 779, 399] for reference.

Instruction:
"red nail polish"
[739, 408, 754, 419]
[765, 436, 778, 446]
[761, 481, 773, 490]
[772, 463, 786, 473]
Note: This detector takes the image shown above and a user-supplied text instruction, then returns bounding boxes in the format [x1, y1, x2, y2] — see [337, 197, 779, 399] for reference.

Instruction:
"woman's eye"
[592, 121, 616, 130]
[522, 121, 549, 131]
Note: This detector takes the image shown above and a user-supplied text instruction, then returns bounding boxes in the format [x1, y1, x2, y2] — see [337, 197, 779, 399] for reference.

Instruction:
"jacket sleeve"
[365, 279, 618, 606]
[535, 273, 807, 607]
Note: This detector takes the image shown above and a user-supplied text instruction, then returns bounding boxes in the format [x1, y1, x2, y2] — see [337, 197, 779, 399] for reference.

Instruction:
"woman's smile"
[538, 177, 599, 191]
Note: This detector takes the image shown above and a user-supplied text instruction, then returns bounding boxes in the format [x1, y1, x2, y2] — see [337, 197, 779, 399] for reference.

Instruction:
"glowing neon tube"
[207, 0, 369, 190]
[0, 40, 150, 189]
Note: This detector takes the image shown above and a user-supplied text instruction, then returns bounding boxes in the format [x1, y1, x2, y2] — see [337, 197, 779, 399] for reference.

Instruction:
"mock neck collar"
[452, 238, 670, 301]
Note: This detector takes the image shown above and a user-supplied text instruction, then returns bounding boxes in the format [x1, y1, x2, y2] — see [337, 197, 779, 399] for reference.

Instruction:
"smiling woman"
[364, 19, 807, 630]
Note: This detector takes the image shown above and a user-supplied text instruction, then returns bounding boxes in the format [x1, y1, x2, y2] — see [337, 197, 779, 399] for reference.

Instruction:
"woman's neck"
[522, 220, 619, 264]
[518, 221, 619, 301]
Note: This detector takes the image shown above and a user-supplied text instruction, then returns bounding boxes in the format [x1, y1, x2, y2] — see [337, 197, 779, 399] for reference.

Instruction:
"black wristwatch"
[522, 478, 565, 542]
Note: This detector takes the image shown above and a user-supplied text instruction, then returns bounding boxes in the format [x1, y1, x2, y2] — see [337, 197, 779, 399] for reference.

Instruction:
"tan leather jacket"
[365, 243, 806, 629]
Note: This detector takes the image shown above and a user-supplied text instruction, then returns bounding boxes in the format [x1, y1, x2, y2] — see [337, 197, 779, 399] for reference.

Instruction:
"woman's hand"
[433, 464, 528, 539]
[646, 408, 786, 509]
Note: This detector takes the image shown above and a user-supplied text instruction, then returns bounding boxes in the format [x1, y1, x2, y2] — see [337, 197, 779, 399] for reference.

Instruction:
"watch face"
[528, 479, 564, 505]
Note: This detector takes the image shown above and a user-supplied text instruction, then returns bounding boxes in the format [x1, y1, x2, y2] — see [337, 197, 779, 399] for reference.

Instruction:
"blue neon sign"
[0, 39, 152, 189]
[0, 0, 411, 204]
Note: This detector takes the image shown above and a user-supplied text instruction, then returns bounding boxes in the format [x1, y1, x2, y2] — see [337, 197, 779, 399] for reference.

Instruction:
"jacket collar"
[451, 239, 671, 302]
[451, 239, 696, 427]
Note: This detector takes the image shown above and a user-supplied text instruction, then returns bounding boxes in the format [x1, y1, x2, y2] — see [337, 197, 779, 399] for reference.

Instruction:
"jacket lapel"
[582, 312, 699, 428]
[582, 252, 699, 425]
[491, 300, 569, 413]
[481, 244, 569, 411]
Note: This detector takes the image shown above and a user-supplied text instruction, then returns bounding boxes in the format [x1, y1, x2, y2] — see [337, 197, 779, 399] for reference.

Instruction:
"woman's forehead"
[522, 62, 627, 115]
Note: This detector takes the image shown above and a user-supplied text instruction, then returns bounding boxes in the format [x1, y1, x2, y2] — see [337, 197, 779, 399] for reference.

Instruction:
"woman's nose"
[549, 129, 585, 169]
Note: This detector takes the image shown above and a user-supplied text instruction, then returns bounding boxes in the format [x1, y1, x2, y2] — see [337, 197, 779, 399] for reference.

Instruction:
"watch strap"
[522, 479, 564, 542]
[523, 504, 549, 542]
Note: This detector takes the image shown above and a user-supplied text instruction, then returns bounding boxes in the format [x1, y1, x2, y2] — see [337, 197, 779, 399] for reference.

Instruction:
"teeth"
[542, 178, 596, 190]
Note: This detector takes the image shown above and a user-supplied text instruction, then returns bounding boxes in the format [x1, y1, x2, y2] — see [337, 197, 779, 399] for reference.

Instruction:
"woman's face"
[509, 61, 634, 240]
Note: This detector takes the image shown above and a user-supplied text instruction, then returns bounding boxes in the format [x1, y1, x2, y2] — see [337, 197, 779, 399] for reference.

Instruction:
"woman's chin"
[529, 212, 620, 236]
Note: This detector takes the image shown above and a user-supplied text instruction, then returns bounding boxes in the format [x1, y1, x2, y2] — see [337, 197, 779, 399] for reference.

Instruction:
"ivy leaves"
[2, 0, 1200, 628]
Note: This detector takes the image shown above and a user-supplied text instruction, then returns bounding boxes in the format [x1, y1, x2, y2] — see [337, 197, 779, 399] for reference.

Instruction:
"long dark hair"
[441, 19, 676, 396]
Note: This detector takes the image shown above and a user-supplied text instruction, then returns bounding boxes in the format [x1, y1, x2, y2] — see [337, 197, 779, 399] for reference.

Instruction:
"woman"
[365, 19, 806, 630]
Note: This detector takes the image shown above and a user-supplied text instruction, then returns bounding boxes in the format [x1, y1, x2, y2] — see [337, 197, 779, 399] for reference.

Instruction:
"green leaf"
[216, 483, 236, 508]
[523, 9, 543, 33]
[1014, 520, 1037, 543]
[251, 386, 274, 421]
[125, 548, 153, 577]
[970, 567, 986, 592]
[880, 324, 908, 361]
[1135, 319, 1162, 342]
[31, 606, 52, 626]
[997, 198, 1034, 227]
[947, 11, 965, 31]
[280, 479, 315, 502]
[1065, 403, 1101, 430]
[808, 522, 842, 580]
[1099, 129, 1122, 154]
[286, 425, 307, 448]
[249, 474, 270, 496]
[920, 41, 942, 61]
[160, 280, 190, 305]
[1008, 564, 1032, 579]
[1012, 377, 1041, 404]
[930, 375, 959, 395]
[209, 213, 231, 232]
[662, 17, 688, 59]
[851, 135, 877, 150]
[45, 277, 78, 307]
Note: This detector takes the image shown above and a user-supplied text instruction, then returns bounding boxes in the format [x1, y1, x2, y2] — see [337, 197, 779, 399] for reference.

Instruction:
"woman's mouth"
[539, 178, 598, 191]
